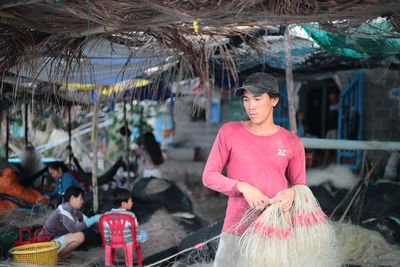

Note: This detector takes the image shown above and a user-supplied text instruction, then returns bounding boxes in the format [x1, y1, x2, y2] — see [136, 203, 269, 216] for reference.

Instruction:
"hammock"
[72, 155, 123, 185]
[20, 167, 48, 187]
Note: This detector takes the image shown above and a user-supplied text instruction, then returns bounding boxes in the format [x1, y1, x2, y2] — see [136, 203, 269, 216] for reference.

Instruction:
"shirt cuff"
[230, 180, 242, 197]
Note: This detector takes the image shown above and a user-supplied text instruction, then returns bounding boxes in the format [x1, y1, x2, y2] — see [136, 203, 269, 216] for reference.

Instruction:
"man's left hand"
[270, 188, 295, 212]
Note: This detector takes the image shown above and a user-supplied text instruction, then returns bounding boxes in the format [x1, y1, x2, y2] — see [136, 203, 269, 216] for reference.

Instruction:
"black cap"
[234, 72, 279, 97]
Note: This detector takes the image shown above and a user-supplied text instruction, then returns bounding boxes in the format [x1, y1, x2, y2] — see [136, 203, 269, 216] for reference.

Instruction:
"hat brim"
[234, 85, 266, 97]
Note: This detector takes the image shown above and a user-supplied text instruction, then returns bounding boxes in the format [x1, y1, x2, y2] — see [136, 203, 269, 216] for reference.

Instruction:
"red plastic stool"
[99, 213, 142, 267]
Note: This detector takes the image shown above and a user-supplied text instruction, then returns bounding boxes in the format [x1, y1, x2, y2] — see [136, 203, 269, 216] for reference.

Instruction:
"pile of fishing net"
[0, 209, 50, 261]
[336, 223, 400, 266]
[0, 168, 47, 212]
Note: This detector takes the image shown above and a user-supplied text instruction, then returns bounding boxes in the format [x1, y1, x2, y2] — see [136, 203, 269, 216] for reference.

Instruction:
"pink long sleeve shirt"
[202, 121, 306, 233]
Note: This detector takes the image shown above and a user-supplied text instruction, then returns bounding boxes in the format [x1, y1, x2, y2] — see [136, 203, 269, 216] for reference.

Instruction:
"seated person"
[44, 162, 81, 205]
[103, 189, 147, 244]
[137, 132, 164, 179]
[43, 186, 101, 257]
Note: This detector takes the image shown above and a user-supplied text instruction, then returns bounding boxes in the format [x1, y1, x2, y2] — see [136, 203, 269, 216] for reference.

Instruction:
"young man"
[202, 72, 306, 266]
[43, 186, 101, 257]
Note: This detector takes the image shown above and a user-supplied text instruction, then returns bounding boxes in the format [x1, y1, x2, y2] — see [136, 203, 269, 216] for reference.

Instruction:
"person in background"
[202, 72, 306, 267]
[323, 90, 340, 166]
[296, 111, 307, 138]
[43, 186, 101, 257]
[20, 143, 46, 178]
[44, 161, 81, 204]
[103, 189, 148, 244]
[137, 132, 164, 179]
[296, 111, 315, 167]
[326, 90, 339, 139]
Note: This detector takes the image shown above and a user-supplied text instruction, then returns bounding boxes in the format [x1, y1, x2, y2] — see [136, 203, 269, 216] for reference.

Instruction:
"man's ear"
[272, 97, 279, 107]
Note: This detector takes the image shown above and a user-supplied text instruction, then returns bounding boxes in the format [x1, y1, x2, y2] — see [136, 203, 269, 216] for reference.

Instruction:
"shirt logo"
[276, 149, 286, 156]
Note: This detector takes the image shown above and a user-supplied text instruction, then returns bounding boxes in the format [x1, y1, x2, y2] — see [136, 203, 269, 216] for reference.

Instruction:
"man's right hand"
[84, 214, 102, 228]
[236, 182, 269, 209]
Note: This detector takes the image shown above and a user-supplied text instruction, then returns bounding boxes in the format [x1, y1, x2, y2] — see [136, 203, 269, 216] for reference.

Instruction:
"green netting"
[0, 225, 19, 258]
[303, 20, 400, 59]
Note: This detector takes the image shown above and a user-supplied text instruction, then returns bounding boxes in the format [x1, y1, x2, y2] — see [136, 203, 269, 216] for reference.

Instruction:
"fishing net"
[336, 223, 400, 266]
[0, 208, 50, 259]
[304, 19, 400, 59]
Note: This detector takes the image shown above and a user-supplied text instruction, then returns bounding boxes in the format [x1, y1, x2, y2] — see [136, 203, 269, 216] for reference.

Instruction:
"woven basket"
[10, 241, 60, 267]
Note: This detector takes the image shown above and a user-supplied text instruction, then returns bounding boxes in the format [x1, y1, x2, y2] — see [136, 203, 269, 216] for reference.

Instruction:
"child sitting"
[43, 186, 101, 257]
[103, 189, 148, 244]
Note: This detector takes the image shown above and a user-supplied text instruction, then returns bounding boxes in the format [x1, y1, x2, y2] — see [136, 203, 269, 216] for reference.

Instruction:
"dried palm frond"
[389, 15, 400, 34]
[0, 0, 398, 103]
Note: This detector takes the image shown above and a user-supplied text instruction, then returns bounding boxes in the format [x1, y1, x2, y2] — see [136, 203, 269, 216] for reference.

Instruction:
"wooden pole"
[123, 100, 131, 190]
[91, 88, 101, 213]
[284, 25, 297, 135]
[5, 111, 10, 160]
[24, 103, 29, 146]
[67, 104, 72, 169]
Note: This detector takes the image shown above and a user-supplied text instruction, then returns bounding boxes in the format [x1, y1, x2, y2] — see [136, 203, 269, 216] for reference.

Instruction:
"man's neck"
[244, 120, 279, 136]
[113, 207, 127, 210]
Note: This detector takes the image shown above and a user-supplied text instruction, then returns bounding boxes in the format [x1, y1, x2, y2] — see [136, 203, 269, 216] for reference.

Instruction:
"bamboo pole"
[5, 111, 10, 160]
[123, 100, 131, 190]
[284, 25, 297, 135]
[67, 104, 72, 169]
[91, 88, 101, 213]
[24, 103, 29, 146]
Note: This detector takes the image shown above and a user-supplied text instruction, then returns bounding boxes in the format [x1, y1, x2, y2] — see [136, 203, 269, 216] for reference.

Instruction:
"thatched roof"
[0, 0, 399, 102]
[1, 1, 399, 33]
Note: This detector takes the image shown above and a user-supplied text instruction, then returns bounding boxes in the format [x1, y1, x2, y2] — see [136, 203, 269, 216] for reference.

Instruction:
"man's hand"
[84, 214, 102, 228]
[270, 188, 295, 212]
[237, 182, 269, 209]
